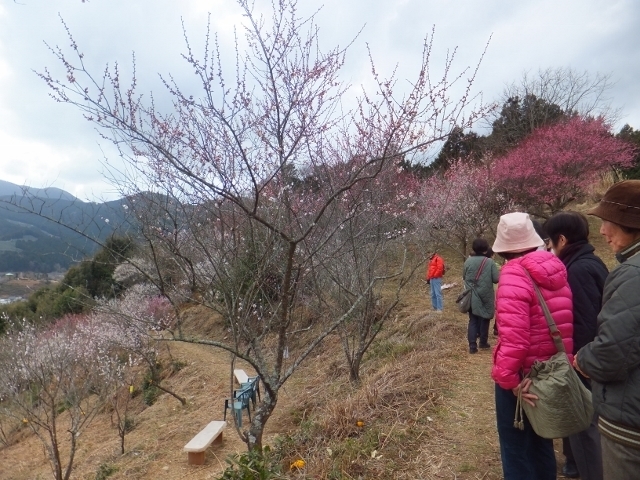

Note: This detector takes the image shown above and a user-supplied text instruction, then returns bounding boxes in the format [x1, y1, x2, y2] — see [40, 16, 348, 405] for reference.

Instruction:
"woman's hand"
[573, 353, 590, 378]
[512, 378, 538, 407]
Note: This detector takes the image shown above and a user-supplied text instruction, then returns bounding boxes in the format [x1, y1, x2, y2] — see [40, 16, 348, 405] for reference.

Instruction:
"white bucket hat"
[492, 212, 544, 254]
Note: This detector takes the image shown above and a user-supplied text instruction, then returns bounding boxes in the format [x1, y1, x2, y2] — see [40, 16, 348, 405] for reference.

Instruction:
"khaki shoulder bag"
[514, 269, 594, 439]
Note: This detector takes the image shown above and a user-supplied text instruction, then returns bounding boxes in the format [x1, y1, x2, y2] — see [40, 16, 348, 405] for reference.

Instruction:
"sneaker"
[479, 343, 491, 349]
[561, 461, 579, 478]
[469, 346, 478, 354]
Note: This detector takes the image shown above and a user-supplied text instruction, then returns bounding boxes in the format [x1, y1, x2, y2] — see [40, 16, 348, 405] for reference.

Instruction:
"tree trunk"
[246, 389, 278, 451]
[63, 432, 77, 480]
[349, 354, 362, 383]
[47, 409, 63, 480]
[120, 428, 125, 455]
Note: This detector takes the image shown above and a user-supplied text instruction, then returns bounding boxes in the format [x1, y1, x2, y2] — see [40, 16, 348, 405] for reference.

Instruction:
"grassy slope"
[0, 211, 618, 479]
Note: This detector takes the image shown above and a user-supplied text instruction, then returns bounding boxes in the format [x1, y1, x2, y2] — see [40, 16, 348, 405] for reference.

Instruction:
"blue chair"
[235, 385, 254, 410]
[239, 381, 259, 409]
[224, 388, 252, 427]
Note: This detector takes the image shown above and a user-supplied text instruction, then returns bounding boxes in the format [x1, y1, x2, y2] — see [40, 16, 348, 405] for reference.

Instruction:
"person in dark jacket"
[463, 238, 499, 353]
[545, 211, 608, 480]
[575, 180, 640, 479]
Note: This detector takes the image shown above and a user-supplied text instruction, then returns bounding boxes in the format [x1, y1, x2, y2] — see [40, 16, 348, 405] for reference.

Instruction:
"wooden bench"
[183, 420, 227, 465]
[234, 368, 249, 384]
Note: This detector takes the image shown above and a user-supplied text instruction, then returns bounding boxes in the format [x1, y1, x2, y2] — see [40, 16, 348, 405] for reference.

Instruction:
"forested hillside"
[0, 181, 131, 272]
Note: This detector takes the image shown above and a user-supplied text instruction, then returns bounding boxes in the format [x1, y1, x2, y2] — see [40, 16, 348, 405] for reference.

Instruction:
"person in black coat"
[545, 211, 609, 480]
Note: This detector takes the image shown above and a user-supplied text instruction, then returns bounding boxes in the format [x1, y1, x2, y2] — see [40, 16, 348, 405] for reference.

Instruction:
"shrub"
[170, 360, 187, 374]
[123, 416, 135, 433]
[142, 371, 161, 406]
[219, 447, 283, 480]
[95, 463, 118, 480]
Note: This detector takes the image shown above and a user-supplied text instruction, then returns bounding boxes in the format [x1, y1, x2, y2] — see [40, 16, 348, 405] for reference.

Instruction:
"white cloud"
[0, 127, 116, 200]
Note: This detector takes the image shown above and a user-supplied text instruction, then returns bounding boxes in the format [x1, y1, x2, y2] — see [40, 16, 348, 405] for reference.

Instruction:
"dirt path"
[421, 311, 566, 479]
[430, 336, 503, 479]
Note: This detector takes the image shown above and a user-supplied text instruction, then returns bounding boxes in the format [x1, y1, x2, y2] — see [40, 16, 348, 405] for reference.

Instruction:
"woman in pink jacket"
[492, 212, 574, 480]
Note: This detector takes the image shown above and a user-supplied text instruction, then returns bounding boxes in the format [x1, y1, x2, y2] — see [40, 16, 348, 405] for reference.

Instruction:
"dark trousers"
[495, 384, 556, 480]
[563, 437, 574, 463]
[565, 373, 603, 479]
[467, 312, 490, 347]
[601, 434, 640, 480]
[568, 412, 603, 480]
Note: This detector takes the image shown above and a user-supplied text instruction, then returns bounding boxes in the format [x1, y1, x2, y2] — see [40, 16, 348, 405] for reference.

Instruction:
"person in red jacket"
[492, 212, 574, 480]
[426, 252, 445, 311]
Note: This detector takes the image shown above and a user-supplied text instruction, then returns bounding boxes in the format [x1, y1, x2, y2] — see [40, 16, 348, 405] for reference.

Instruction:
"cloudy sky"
[0, 0, 638, 200]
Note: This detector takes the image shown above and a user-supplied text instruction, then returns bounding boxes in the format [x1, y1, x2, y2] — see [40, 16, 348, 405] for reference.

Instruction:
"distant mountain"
[0, 179, 78, 202]
[0, 180, 132, 273]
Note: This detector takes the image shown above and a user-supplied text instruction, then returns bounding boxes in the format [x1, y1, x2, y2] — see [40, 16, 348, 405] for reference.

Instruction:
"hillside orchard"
[0, 288, 178, 480]
[0, 0, 636, 471]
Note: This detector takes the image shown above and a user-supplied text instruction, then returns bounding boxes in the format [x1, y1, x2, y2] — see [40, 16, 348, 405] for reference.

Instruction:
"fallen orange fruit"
[290, 459, 306, 470]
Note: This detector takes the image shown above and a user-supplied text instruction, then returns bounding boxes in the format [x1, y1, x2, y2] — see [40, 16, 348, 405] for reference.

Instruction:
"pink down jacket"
[491, 250, 574, 390]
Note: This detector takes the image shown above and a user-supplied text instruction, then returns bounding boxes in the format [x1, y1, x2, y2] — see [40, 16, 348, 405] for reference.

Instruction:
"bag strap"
[474, 257, 489, 281]
[467, 257, 489, 290]
[522, 268, 566, 354]
[514, 388, 525, 431]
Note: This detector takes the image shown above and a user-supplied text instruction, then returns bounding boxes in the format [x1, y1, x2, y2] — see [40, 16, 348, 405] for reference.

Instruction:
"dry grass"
[587, 170, 619, 204]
